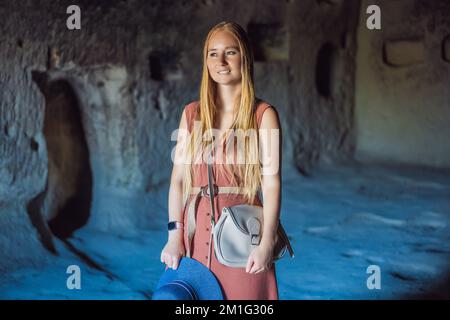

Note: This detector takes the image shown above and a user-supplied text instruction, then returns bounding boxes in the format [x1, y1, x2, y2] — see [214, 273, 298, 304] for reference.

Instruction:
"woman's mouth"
[218, 69, 231, 74]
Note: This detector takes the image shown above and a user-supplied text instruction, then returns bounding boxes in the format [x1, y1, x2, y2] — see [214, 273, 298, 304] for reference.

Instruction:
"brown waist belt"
[186, 185, 244, 260]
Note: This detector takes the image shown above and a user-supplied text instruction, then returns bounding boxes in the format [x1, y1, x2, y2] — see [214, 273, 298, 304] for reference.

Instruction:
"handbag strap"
[206, 162, 216, 269]
[207, 162, 216, 226]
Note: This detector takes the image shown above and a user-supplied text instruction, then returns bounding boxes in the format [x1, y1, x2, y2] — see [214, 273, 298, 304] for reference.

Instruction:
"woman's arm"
[167, 108, 188, 242]
[246, 106, 282, 274]
[161, 108, 188, 270]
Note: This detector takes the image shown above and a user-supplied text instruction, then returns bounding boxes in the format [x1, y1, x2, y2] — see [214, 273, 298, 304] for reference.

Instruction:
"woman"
[160, 21, 282, 300]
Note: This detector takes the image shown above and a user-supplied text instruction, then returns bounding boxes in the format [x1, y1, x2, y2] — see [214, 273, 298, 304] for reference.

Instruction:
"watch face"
[168, 222, 176, 230]
[168, 221, 183, 231]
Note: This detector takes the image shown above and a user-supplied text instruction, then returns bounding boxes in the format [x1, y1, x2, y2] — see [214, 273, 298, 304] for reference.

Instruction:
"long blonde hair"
[182, 21, 262, 204]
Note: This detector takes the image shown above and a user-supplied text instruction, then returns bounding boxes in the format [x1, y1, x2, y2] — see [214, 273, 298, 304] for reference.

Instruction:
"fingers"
[249, 264, 261, 274]
[161, 252, 171, 268]
[161, 251, 181, 270]
[166, 254, 173, 268]
[172, 256, 180, 270]
[245, 256, 254, 273]
[247, 260, 270, 274]
[246, 256, 266, 274]
[250, 266, 267, 274]
[254, 267, 265, 274]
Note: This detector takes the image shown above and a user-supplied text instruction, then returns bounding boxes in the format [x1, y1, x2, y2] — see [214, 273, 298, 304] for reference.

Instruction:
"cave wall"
[355, 0, 450, 167]
[287, 0, 360, 173]
[0, 0, 359, 272]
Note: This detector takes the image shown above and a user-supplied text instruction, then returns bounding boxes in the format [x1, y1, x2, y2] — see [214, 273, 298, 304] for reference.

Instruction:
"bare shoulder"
[259, 103, 280, 129]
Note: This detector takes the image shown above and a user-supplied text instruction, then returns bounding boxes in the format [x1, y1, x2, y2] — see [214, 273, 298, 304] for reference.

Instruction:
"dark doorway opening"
[315, 42, 337, 98]
[37, 79, 93, 239]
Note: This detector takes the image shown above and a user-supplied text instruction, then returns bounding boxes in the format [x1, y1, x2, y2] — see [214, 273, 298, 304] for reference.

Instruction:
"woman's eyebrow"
[208, 46, 240, 52]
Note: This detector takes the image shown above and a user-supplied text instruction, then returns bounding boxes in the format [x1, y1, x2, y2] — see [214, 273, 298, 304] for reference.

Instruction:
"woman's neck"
[216, 84, 241, 113]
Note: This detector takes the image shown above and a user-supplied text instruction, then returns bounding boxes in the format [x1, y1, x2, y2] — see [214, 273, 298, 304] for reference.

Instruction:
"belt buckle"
[201, 184, 218, 197]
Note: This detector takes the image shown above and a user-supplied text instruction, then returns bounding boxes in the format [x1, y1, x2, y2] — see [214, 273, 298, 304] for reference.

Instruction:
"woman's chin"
[212, 77, 242, 86]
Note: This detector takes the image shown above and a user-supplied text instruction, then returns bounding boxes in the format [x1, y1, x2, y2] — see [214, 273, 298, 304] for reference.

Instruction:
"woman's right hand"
[160, 234, 185, 270]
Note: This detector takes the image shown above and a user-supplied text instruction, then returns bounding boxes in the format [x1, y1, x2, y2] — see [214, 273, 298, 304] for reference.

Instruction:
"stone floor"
[1, 163, 449, 299]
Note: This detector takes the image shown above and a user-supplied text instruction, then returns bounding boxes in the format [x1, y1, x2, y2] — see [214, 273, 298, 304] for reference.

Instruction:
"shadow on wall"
[28, 73, 93, 246]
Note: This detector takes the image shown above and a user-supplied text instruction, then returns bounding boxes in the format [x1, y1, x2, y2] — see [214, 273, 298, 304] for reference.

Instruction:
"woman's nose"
[218, 53, 227, 64]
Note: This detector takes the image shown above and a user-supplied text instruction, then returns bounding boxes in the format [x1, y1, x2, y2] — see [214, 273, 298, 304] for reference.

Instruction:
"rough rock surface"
[0, 0, 360, 272]
[355, 0, 450, 167]
[2, 0, 448, 278]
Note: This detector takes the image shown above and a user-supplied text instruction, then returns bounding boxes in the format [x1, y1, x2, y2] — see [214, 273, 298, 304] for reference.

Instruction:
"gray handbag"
[208, 163, 295, 268]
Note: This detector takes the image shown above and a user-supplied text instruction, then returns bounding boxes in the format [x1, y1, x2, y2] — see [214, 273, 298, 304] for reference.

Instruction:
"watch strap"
[168, 221, 184, 231]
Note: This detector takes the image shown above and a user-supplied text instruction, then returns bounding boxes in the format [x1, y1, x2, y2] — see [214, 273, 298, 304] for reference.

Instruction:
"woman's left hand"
[246, 242, 274, 274]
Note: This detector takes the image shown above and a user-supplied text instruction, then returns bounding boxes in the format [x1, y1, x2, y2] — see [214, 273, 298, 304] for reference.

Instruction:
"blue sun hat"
[152, 257, 224, 300]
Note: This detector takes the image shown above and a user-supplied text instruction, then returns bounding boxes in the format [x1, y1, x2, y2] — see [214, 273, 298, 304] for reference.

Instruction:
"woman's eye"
[227, 51, 236, 55]
[209, 52, 217, 57]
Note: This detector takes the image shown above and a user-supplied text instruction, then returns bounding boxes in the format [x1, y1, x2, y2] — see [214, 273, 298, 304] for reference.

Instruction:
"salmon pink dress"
[182, 100, 279, 300]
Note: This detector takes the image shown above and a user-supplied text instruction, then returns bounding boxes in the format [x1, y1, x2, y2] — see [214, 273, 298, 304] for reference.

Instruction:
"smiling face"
[206, 30, 242, 86]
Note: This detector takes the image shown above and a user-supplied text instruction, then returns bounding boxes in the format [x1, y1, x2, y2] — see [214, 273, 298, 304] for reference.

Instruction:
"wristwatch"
[168, 221, 184, 231]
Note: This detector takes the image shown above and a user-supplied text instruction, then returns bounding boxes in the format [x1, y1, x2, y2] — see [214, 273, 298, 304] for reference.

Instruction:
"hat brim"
[156, 257, 224, 300]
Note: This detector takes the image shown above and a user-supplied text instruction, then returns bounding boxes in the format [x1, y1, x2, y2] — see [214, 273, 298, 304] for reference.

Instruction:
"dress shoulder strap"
[184, 101, 199, 133]
[255, 101, 273, 128]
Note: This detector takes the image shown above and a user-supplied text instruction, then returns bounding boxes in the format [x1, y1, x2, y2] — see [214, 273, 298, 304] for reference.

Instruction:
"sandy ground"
[1, 163, 449, 299]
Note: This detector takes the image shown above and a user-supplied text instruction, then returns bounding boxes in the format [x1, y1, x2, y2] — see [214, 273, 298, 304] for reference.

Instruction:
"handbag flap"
[224, 205, 263, 235]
